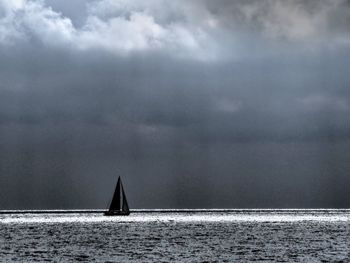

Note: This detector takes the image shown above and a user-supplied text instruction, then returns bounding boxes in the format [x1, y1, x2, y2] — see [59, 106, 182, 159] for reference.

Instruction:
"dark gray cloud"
[0, 0, 350, 209]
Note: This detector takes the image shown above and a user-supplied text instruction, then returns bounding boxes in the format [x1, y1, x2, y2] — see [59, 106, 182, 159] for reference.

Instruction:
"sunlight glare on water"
[1, 210, 350, 262]
[1, 210, 350, 224]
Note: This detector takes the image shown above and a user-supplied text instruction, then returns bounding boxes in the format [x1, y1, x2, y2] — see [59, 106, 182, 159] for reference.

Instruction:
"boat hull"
[104, 211, 130, 216]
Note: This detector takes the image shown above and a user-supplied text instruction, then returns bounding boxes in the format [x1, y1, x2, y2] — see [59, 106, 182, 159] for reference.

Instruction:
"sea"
[0, 209, 350, 262]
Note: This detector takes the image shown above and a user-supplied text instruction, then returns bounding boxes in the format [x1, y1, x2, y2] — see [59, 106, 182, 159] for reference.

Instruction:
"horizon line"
[1, 208, 350, 214]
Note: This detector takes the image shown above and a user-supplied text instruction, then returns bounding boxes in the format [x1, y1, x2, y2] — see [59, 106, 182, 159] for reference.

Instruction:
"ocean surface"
[1, 209, 350, 262]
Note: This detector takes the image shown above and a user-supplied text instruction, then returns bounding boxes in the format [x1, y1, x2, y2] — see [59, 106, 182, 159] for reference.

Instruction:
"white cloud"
[0, 0, 26, 43]
[0, 0, 215, 60]
[0, 0, 75, 45]
[78, 13, 166, 52]
[77, 11, 209, 59]
[0, 0, 26, 12]
[23, 1, 75, 45]
[260, 1, 319, 41]
[0, 0, 350, 60]
[259, 0, 347, 45]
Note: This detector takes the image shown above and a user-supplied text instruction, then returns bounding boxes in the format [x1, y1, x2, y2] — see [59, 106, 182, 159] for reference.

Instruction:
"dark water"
[1, 210, 350, 262]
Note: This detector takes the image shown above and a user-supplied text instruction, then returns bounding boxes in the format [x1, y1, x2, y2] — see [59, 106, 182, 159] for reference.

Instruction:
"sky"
[1, 0, 350, 209]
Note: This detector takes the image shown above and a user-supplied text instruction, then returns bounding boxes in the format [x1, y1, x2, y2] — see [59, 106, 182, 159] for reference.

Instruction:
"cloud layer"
[1, 0, 350, 208]
[1, 0, 350, 60]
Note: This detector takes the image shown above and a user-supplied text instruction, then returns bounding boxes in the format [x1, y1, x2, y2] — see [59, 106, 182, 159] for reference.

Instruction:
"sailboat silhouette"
[104, 176, 130, 216]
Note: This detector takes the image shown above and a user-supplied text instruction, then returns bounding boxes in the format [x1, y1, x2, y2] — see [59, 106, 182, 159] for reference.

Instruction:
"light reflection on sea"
[1, 210, 350, 262]
[1, 210, 350, 224]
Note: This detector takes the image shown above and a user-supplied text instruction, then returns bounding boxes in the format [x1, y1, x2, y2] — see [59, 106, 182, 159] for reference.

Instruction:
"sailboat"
[104, 176, 130, 216]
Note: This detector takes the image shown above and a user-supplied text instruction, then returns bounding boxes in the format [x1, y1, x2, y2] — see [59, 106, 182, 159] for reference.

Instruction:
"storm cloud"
[1, 0, 350, 209]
